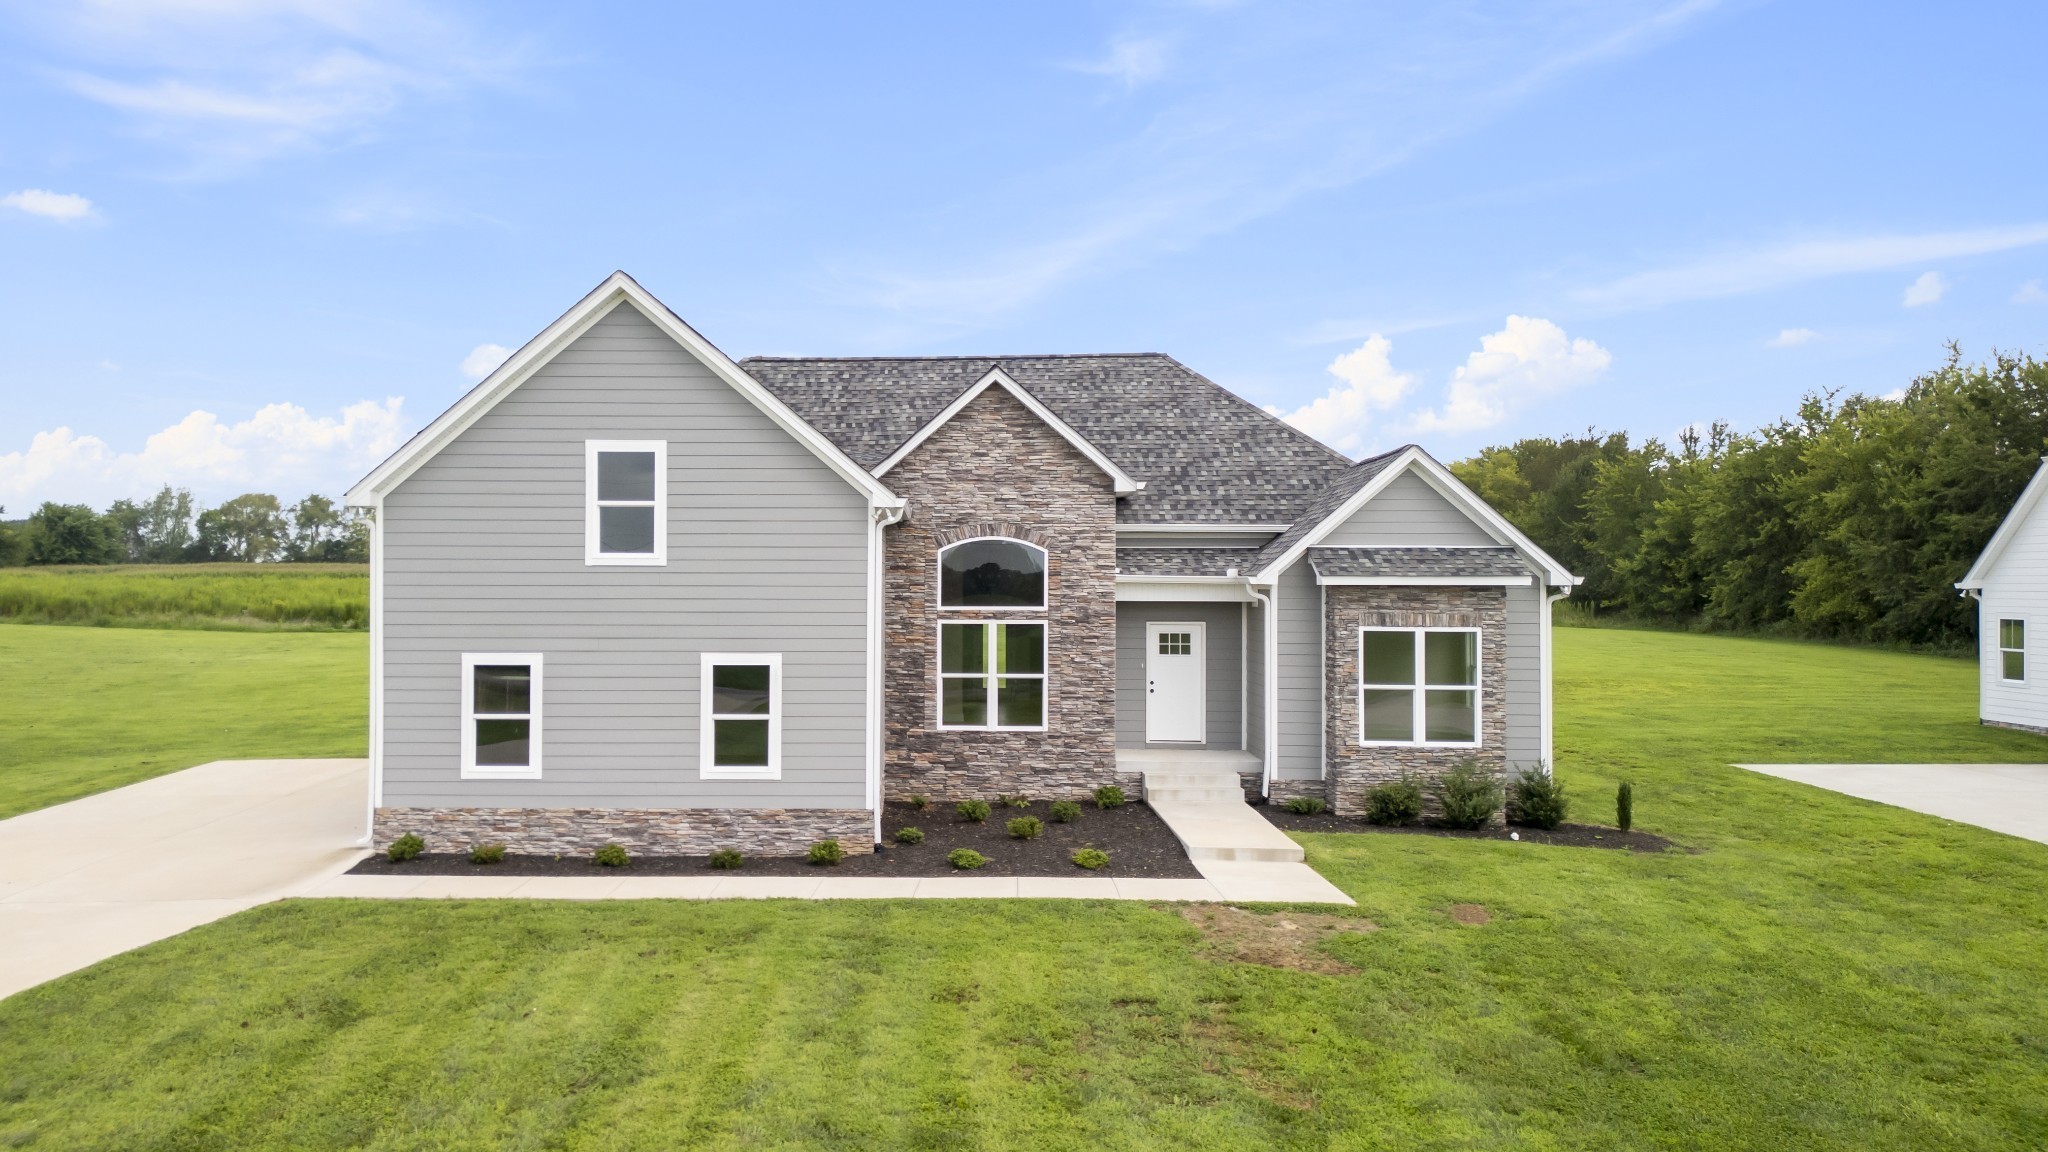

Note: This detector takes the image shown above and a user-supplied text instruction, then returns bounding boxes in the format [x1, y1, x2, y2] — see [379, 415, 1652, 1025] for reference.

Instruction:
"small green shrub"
[907, 794, 931, 811]
[1617, 780, 1634, 832]
[1283, 795, 1326, 815]
[593, 842, 629, 868]
[894, 826, 925, 845]
[808, 839, 845, 865]
[1071, 848, 1110, 870]
[1093, 785, 1125, 809]
[1508, 767, 1569, 830]
[1433, 760, 1503, 830]
[709, 848, 743, 870]
[1006, 816, 1044, 840]
[469, 841, 506, 865]
[947, 848, 986, 870]
[957, 799, 992, 823]
[1001, 794, 1031, 808]
[386, 832, 424, 862]
[1049, 800, 1081, 823]
[1364, 777, 1423, 826]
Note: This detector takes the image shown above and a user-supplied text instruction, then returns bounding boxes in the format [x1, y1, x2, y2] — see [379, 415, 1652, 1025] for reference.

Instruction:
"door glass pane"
[475, 718, 530, 766]
[713, 718, 770, 766]
[1158, 632, 1192, 656]
[1362, 688, 1414, 741]
[1362, 631, 1415, 685]
[1425, 689, 1477, 742]
[941, 624, 986, 674]
[598, 505, 655, 554]
[2004, 651, 2026, 681]
[943, 678, 987, 726]
[940, 539, 1046, 607]
[473, 665, 530, 714]
[1425, 631, 1478, 686]
[996, 677, 1044, 727]
[712, 665, 771, 715]
[996, 624, 1044, 674]
[596, 451, 656, 501]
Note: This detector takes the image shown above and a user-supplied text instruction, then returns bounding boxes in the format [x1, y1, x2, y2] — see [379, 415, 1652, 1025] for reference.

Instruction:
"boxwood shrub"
[808, 839, 845, 865]
[709, 847, 743, 870]
[386, 832, 424, 862]
[957, 799, 992, 823]
[893, 826, 925, 845]
[947, 848, 986, 870]
[1093, 785, 1125, 809]
[1283, 795, 1326, 815]
[1364, 777, 1423, 826]
[1071, 848, 1109, 870]
[469, 841, 506, 865]
[593, 842, 630, 868]
[1049, 800, 1081, 823]
[1006, 816, 1044, 840]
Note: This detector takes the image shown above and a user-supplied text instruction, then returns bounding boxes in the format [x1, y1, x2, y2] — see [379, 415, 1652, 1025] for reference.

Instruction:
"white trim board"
[1115, 576, 1257, 603]
[346, 271, 904, 515]
[872, 367, 1144, 496]
[1958, 456, 2048, 590]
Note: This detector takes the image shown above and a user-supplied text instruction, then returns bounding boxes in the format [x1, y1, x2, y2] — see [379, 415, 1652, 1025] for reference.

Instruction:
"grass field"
[0, 563, 367, 630]
[2, 629, 2047, 1149]
[0, 624, 366, 820]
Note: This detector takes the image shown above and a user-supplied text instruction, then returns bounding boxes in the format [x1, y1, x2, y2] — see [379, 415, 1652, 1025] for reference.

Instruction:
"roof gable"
[1958, 456, 2048, 590]
[873, 367, 1141, 495]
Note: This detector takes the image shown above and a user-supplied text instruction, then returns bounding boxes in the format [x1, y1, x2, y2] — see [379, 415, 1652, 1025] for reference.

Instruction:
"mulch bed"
[349, 799, 1202, 879]
[1260, 806, 1679, 852]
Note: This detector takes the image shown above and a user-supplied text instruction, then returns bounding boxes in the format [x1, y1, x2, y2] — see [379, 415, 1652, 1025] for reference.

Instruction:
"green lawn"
[0, 624, 366, 819]
[3, 629, 2047, 1149]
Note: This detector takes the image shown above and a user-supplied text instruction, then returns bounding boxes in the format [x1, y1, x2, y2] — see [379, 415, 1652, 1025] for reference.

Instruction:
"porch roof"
[1307, 546, 1532, 579]
[1115, 547, 1262, 577]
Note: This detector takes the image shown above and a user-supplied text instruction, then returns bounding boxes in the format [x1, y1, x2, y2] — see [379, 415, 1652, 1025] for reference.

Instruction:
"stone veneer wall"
[374, 807, 874, 857]
[881, 385, 1126, 801]
[1321, 585, 1510, 819]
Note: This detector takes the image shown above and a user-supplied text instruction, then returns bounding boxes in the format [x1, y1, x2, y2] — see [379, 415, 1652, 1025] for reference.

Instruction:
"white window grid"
[584, 439, 668, 566]
[936, 619, 1049, 731]
[1357, 626, 1482, 748]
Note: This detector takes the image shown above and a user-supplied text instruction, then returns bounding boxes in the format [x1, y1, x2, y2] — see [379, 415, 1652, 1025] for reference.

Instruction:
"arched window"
[939, 538, 1046, 609]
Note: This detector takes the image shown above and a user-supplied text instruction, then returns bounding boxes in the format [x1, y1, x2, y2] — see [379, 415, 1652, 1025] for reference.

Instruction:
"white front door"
[1145, 622, 1206, 743]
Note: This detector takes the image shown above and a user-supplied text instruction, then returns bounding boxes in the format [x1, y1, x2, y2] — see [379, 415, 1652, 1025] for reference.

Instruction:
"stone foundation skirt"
[374, 806, 875, 857]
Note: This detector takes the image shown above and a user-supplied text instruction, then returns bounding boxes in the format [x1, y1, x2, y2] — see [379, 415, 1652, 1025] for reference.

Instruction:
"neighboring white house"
[1957, 459, 2048, 734]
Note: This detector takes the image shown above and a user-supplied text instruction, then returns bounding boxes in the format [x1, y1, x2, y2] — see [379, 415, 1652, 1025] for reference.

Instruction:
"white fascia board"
[346, 271, 904, 513]
[872, 367, 1144, 495]
[1115, 575, 1256, 603]
[1315, 575, 1533, 587]
[1959, 457, 2048, 589]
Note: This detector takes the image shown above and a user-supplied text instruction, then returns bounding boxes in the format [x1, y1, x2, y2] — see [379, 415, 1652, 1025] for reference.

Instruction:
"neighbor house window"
[701, 653, 781, 779]
[939, 621, 1046, 729]
[939, 538, 1046, 609]
[1359, 628, 1480, 746]
[2000, 619, 2026, 682]
[585, 440, 667, 565]
[461, 653, 542, 779]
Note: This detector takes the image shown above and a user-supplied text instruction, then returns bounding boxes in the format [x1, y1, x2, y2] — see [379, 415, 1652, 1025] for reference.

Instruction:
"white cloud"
[459, 343, 511, 380]
[1, 189, 95, 220]
[0, 398, 406, 510]
[1902, 270, 1949, 308]
[2014, 279, 2047, 304]
[1266, 335, 1416, 454]
[1068, 34, 1170, 88]
[1407, 317, 1612, 435]
[1573, 224, 2048, 311]
[1768, 327, 1818, 347]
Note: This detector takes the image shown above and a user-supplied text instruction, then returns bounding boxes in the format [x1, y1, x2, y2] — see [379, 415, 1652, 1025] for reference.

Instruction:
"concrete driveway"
[1736, 763, 2048, 845]
[0, 759, 369, 1001]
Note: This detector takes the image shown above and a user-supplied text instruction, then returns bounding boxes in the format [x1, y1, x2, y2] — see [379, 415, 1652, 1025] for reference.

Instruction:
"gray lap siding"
[379, 302, 872, 814]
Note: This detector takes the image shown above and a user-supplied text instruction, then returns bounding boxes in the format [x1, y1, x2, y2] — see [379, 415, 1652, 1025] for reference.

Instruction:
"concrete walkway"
[306, 873, 1238, 901]
[1735, 763, 2048, 845]
[1139, 758, 1355, 906]
[0, 758, 370, 1001]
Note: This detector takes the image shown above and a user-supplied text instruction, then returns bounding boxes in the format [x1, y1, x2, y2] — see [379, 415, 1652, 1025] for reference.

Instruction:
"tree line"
[1452, 346, 2048, 650]
[0, 488, 367, 566]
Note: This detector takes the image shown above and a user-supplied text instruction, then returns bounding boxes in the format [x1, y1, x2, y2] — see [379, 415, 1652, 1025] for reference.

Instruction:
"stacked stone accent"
[373, 807, 873, 857]
[881, 385, 1127, 801]
[1321, 585, 1510, 820]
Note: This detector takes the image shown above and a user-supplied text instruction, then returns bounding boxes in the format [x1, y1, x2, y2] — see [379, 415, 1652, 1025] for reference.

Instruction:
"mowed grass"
[0, 624, 366, 819]
[0, 563, 368, 630]
[2, 630, 2047, 1149]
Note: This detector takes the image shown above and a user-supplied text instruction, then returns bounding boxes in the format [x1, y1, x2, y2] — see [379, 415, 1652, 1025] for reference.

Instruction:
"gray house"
[346, 272, 1577, 855]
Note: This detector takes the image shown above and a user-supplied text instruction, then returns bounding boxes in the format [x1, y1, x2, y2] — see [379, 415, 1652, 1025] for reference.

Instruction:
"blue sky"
[3, 0, 2045, 510]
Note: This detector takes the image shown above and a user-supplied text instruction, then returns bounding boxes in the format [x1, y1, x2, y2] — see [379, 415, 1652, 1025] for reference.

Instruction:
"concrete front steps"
[1112, 749, 1353, 903]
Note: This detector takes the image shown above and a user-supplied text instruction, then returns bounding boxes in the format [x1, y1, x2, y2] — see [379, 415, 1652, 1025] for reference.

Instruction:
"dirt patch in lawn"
[1448, 903, 1491, 925]
[1261, 808, 1680, 852]
[1179, 904, 1377, 975]
[349, 799, 1201, 879]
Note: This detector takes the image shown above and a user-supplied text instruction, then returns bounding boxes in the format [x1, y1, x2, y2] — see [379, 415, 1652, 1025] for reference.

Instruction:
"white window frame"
[1357, 626, 1481, 749]
[700, 652, 782, 780]
[1999, 618, 2026, 683]
[936, 536, 1048, 612]
[936, 619, 1049, 731]
[461, 652, 543, 780]
[585, 439, 667, 566]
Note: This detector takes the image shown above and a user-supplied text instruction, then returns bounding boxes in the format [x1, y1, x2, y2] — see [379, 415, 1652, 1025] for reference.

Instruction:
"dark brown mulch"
[1260, 806, 1679, 852]
[348, 799, 1202, 879]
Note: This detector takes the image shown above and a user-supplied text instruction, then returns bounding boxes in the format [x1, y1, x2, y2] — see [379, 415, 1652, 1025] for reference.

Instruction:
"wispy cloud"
[1407, 317, 1612, 435]
[1901, 270, 1949, 308]
[460, 343, 511, 380]
[2017, 279, 2048, 305]
[1066, 34, 1171, 89]
[1768, 327, 1818, 347]
[1572, 223, 2048, 310]
[1266, 335, 1416, 454]
[1, 188, 96, 220]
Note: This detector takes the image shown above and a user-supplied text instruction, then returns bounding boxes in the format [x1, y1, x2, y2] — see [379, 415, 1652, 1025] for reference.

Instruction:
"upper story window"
[939, 538, 1045, 609]
[1359, 627, 1480, 747]
[585, 440, 667, 566]
[2000, 619, 2026, 682]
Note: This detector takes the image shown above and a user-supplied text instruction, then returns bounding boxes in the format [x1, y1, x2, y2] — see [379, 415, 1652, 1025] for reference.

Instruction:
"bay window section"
[1359, 628, 1479, 746]
[940, 621, 1045, 729]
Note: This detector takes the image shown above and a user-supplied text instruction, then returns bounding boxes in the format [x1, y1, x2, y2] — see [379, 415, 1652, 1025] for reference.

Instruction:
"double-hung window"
[585, 440, 666, 565]
[2000, 619, 2026, 682]
[461, 653, 542, 779]
[701, 653, 781, 779]
[936, 538, 1048, 730]
[1359, 627, 1480, 746]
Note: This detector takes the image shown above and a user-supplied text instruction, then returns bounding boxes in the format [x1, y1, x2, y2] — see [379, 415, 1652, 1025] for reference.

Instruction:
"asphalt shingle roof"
[1240, 450, 1408, 574]
[740, 354, 1356, 525]
[1115, 547, 1263, 577]
[1307, 546, 1532, 579]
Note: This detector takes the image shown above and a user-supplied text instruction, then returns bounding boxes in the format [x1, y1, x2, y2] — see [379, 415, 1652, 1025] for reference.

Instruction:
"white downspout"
[357, 499, 383, 847]
[867, 502, 905, 846]
[1249, 583, 1277, 799]
[1541, 584, 1568, 777]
